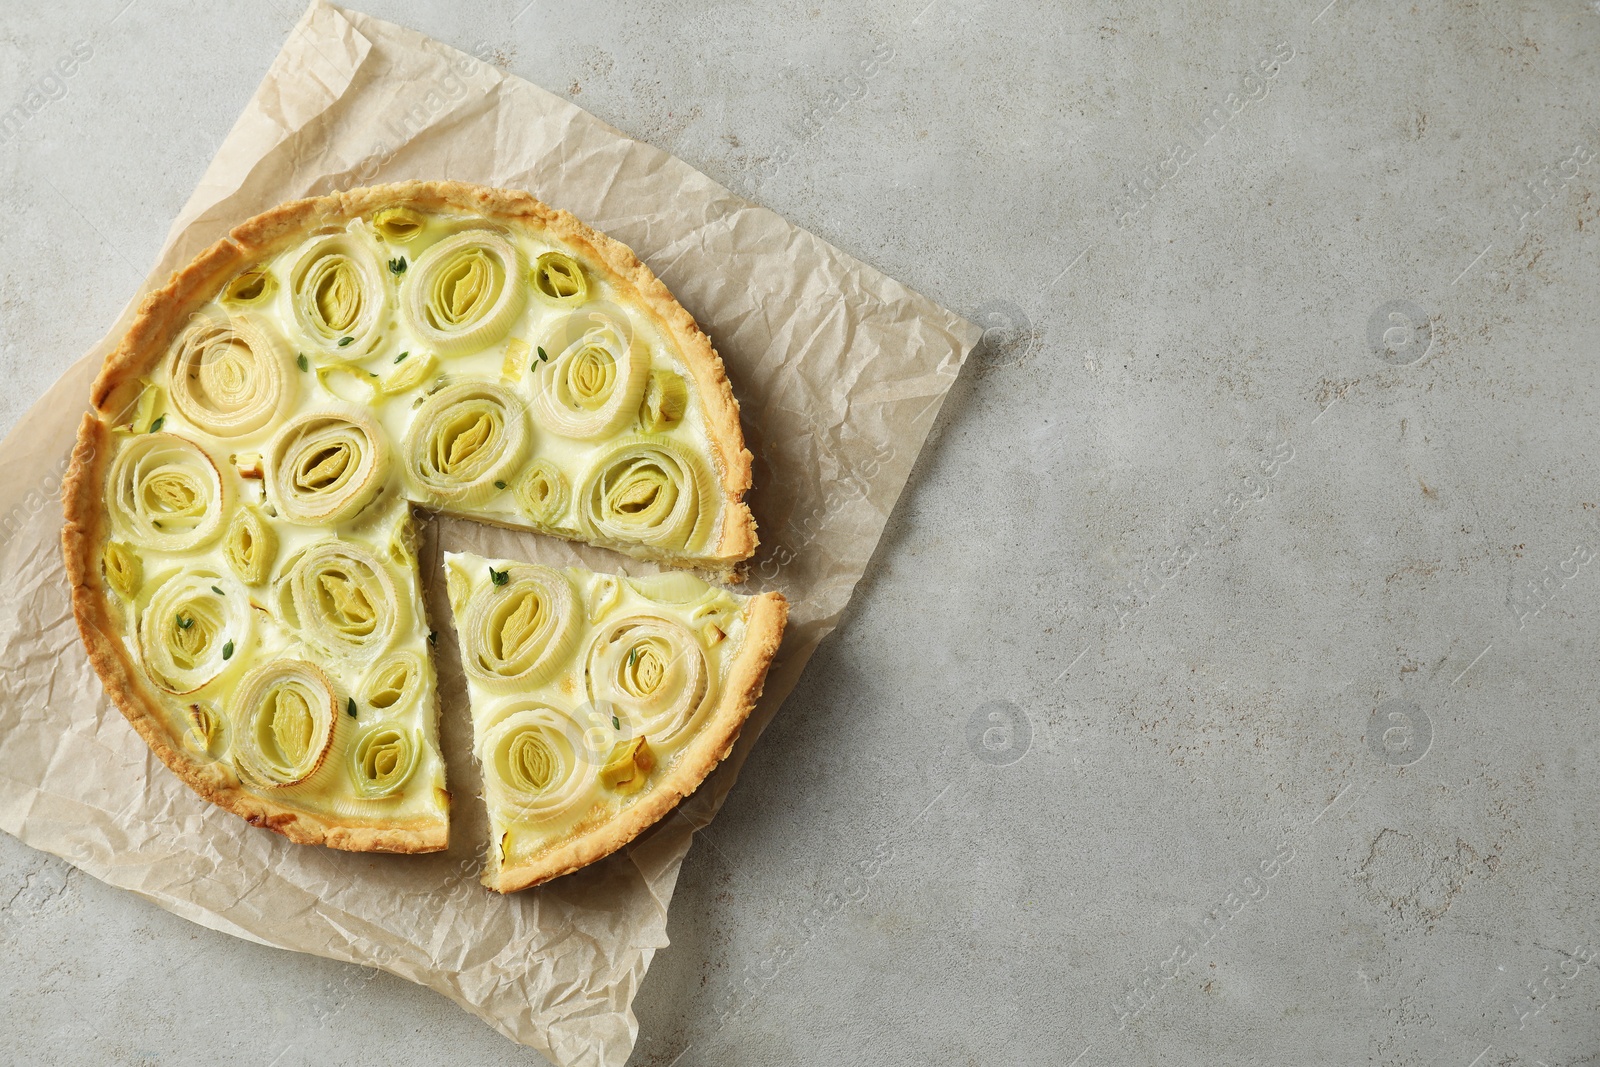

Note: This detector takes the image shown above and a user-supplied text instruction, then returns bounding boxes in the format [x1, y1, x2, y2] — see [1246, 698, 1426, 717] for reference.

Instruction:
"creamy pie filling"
[98, 206, 729, 827]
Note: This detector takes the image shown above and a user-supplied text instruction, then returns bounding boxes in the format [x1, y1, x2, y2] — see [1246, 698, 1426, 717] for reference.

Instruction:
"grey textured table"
[4, 2, 1600, 1065]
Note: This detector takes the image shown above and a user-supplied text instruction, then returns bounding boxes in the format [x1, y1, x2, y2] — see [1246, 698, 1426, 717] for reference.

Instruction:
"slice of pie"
[60, 181, 768, 861]
[443, 551, 786, 891]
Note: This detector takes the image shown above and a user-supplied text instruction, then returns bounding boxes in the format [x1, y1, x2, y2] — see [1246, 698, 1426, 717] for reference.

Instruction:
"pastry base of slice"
[444, 552, 787, 891]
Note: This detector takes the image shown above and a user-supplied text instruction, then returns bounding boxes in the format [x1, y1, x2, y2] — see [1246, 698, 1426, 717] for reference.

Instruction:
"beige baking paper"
[0, 3, 979, 1063]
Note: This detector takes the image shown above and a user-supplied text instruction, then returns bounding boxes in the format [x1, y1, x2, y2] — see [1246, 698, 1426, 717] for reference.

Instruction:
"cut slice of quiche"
[443, 551, 786, 891]
[61, 181, 766, 857]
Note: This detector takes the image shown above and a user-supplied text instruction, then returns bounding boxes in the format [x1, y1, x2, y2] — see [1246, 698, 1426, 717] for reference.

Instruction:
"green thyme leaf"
[337, 335, 354, 347]
[612, 715, 621, 730]
[394, 351, 409, 364]
[148, 415, 165, 433]
[494, 480, 507, 490]
[388, 256, 407, 274]
[489, 567, 509, 587]
[222, 640, 234, 661]
[211, 585, 224, 596]
[296, 353, 309, 371]
[346, 697, 357, 718]
[175, 614, 193, 630]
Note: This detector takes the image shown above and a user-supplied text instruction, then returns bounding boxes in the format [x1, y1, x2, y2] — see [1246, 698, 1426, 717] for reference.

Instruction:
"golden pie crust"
[60, 181, 770, 863]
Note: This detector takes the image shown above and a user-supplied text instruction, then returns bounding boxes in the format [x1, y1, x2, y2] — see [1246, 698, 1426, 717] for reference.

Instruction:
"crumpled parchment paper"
[0, 3, 979, 1063]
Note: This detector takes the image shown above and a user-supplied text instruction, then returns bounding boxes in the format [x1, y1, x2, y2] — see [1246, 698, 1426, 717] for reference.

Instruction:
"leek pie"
[445, 552, 785, 890]
[61, 181, 781, 870]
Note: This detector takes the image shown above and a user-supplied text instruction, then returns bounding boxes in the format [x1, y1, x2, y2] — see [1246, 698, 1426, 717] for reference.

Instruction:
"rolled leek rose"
[108, 433, 226, 552]
[480, 704, 595, 823]
[402, 230, 526, 356]
[359, 650, 426, 714]
[137, 569, 250, 695]
[348, 723, 420, 799]
[103, 541, 143, 598]
[281, 540, 405, 664]
[221, 268, 275, 306]
[530, 251, 588, 306]
[529, 311, 648, 440]
[223, 506, 278, 586]
[638, 370, 688, 433]
[586, 614, 711, 745]
[287, 229, 387, 358]
[267, 409, 389, 525]
[513, 459, 570, 527]
[459, 563, 579, 692]
[371, 206, 426, 244]
[403, 379, 530, 507]
[577, 435, 714, 554]
[230, 659, 339, 788]
[166, 312, 293, 437]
